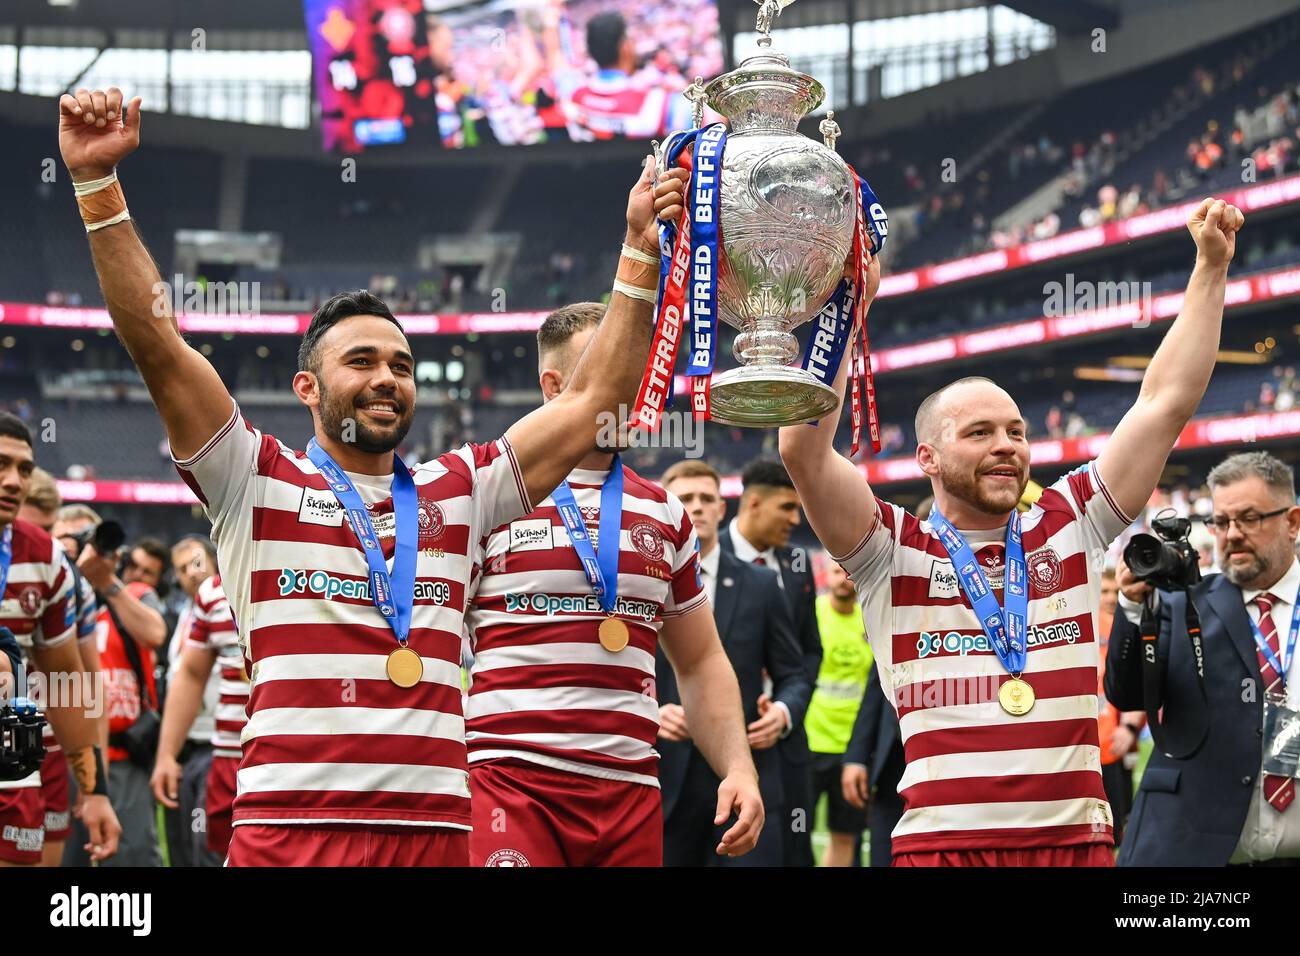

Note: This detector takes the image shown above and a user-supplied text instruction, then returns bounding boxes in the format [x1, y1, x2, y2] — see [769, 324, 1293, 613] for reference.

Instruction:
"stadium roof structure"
[10, 0, 1118, 36]
[10, 0, 309, 33]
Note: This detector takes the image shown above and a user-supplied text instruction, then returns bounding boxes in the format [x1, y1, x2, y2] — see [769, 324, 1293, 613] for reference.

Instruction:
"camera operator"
[58, 512, 167, 868]
[19, 476, 107, 867]
[1105, 451, 1300, 866]
[0, 416, 119, 865]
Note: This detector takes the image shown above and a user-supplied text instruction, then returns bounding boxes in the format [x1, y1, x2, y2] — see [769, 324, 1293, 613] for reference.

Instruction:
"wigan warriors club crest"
[1027, 548, 1064, 595]
[18, 586, 41, 616]
[418, 501, 445, 541]
[629, 521, 665, 562]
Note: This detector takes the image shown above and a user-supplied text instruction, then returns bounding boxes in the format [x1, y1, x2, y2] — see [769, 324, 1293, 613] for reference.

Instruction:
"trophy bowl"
[701, 48, 858, 427]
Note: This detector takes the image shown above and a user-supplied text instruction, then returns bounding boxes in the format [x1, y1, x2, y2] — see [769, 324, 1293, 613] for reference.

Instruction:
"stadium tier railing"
[8, 257, 1300, 381]
[51, 406, 1300, 505]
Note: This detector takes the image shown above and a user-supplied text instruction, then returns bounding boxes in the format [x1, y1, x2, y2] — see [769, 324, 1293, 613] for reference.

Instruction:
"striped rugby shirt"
[175, 405, 530, 829]
[182, 575, 245, 759]
[465, 463, 706, 786]
[0, 519, 77, 790]
[839, 461, 1133, 853]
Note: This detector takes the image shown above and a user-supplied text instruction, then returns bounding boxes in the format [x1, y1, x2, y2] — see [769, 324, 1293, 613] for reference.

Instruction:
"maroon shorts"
[226, 823, 469, 867]
[205, 755, 237, 858]
[893, 844, 1115, 867]
[0, 786, 45, 864]
[40, 749, 71, 842]
[469, 759, 662, 867]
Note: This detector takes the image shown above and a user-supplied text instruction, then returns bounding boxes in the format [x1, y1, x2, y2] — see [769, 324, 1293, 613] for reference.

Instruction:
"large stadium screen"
[303, 0, 725, 151]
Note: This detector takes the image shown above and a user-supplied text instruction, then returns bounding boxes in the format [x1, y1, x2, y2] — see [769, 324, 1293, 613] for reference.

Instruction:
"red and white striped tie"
[1254, 593, 1295, 812]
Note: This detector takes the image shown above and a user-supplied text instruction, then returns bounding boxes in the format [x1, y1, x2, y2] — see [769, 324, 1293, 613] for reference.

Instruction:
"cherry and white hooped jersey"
[0, 519, 76, 790]
[175, 405, 530, 830]
[840, 461, 1133, 855]
[465, 463, 706, 786]
[182, 575, 245, 759]
[564, 71, 668, 141]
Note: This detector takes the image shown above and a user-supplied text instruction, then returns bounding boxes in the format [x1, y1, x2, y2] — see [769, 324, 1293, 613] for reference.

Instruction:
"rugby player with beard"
[779, 198, 1244, 866]
[58, 86, 688, 865]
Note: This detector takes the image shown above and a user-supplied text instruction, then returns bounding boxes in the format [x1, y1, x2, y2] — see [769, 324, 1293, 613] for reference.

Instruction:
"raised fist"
[58, 88, 143, 182]
[1187, 197, 1244, 269]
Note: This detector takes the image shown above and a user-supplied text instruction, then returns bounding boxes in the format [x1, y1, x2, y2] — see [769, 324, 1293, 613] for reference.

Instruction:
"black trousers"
[1101, 760, 1133, 846]
[779, 748, 815, 867]
[868, 745, 906, 867]
[664, 755, 783, 867]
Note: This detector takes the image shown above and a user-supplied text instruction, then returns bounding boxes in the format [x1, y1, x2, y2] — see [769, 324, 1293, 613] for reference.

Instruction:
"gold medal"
[598, 616, 629, 652]
[999, 677, 1035, 716]
[386, 645, 424, 688]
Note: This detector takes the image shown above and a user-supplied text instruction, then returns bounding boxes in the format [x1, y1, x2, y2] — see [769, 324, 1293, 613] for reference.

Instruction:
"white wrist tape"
[612, 279, 658, 303]
[620, 243, 660, 265]
[73, 170, 118, 196]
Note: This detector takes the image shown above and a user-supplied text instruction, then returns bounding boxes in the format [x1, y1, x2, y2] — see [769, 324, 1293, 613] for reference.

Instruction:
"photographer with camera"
[57, 506, 166, 868]
[0, 416, 120, 865]
[1106, 451, 1300, 866]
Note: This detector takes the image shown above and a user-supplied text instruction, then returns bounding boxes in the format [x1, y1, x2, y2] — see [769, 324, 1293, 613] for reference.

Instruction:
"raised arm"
[1096, 198, 1244, 518]
[505, 159, 688, 506]
[58, 89, 234, 460]
[777, 257, 882, 558]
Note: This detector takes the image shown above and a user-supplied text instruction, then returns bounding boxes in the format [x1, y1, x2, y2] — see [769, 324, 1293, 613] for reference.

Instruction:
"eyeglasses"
[1205, 507, 1290, 533]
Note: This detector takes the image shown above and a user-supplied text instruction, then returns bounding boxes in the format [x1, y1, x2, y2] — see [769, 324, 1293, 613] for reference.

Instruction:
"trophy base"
[708, 365, 840, 427]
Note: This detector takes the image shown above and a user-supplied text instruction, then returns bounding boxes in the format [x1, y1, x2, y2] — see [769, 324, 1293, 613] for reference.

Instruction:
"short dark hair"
[536, 302, 604, 376]
[298, 291, 404, 375]
[171, 533, 217, 564]
[133, 537, 170, 569]
[0, 412, 33, 449]
[586, 11, 627, 69]
[740, 458, 794, 495]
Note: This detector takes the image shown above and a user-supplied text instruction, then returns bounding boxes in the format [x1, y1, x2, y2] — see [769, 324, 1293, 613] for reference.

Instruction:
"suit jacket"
[720, 523, 822, 765]
[844, 663, 902, 787]
[1105, 573, 1270, 866]
[655, 549, 811, 822]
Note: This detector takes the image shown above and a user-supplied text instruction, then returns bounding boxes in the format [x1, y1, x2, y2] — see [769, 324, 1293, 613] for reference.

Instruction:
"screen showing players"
[304, 0, 725, 151]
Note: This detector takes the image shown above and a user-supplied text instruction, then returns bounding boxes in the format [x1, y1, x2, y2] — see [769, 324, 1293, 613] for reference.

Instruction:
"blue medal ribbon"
[305, 439, 418, 645]
[685, 123, 727, 389]
[800, 277, 856, 390]
[0, 525, 13, 599]
[857, 175, 890, 256]
[929, 508, 1029, 675]
[1249, 583, 1300, 693]
[656, 128, 703, 407]
[550, 456, 624, 615]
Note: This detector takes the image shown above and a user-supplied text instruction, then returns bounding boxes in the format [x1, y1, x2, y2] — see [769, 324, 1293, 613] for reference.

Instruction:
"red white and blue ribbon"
[686, 123, 727, 421]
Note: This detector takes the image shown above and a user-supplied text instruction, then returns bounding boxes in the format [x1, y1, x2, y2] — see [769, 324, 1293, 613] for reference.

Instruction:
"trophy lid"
[704, 51, 824, 133]
[704, 0, 824, 133]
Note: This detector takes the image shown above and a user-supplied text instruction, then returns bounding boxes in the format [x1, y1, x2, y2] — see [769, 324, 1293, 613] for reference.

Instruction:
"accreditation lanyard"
[929, 508, 1029, 675]
[550, 457, 624, 614]
[305, 439, 418, 645]
[1249, 583, 1300, 693]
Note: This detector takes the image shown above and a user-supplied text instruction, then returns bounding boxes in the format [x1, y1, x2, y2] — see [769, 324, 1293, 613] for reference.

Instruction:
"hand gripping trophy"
[631, 0, 889, 454]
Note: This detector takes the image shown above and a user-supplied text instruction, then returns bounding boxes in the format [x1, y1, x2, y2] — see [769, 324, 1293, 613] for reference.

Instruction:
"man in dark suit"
[720, 458, 822, 867]
[842, 663, 905, 866]
[658, 460, 811, 866]
[1106, 451, 1300, 866]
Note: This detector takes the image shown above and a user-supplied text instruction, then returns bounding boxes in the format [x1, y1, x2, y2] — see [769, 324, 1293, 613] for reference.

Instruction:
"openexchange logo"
[50, 886, 151, 936]
[504, 591, 657, 622]
[278, 569, 450, 605]
[916, 621, 1082, 658]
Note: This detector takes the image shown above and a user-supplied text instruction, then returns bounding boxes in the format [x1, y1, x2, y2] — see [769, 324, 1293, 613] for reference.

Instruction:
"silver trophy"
[678, 0, 858, 427]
